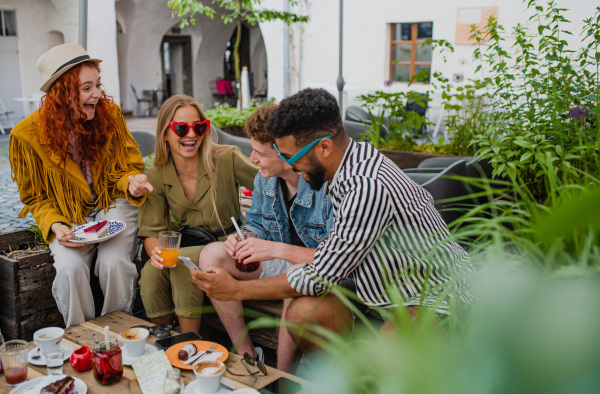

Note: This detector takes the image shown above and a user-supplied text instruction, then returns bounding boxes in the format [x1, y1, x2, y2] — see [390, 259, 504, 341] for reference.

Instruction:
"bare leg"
[285, 294, 353, 355]
[179, 316, 201, 334]
[199, 242, 262, 357]
[276, 298, 300, 372]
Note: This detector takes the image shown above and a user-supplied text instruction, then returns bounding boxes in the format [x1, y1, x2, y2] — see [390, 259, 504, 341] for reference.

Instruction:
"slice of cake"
[40, 375, 75, 394]
[79, 220, 109, 241]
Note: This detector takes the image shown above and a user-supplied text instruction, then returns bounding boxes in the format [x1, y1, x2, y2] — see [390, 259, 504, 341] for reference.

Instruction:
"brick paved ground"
[0, 134, 35, 232]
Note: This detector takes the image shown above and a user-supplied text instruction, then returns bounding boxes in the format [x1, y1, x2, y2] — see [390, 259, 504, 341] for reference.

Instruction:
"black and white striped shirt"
[287, 140, 471, 312]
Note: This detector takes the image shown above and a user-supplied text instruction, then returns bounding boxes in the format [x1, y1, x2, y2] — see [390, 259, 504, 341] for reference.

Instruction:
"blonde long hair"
[154, 94, 232, 229]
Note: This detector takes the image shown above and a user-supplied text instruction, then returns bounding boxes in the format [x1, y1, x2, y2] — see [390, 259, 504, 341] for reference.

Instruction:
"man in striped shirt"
[191, 88, 470, 355]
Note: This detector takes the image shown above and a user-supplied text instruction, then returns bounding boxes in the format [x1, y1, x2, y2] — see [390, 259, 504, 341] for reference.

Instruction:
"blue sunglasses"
[273, 135, 332, 166]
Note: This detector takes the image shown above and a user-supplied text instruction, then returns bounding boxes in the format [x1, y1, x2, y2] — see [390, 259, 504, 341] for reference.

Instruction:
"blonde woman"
[138, 95, 257, 333]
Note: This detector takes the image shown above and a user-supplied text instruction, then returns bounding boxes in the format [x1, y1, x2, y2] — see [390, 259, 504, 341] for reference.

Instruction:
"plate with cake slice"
[10, 374, 86, 393]
[70, 220, 126, 244]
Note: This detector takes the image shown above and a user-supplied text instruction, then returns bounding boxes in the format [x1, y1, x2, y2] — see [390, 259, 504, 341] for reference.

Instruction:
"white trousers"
[49, 198, 140, 327]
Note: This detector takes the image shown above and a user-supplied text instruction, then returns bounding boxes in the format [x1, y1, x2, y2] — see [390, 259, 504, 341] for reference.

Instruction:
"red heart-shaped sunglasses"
[168, 120, 211, 138]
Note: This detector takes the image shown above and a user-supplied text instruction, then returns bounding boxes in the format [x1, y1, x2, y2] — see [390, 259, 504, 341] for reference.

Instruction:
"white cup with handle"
[33, 327, 64, 354]
[119, 327, 149, 357]
[193, 361, 226, 393]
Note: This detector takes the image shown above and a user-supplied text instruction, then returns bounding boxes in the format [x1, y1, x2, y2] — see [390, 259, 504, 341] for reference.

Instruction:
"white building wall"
[258, 0, 597, 108]
[88, 0, 120, 104]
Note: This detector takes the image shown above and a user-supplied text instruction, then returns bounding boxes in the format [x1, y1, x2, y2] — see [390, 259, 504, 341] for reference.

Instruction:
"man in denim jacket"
[199, 104, 333, 372]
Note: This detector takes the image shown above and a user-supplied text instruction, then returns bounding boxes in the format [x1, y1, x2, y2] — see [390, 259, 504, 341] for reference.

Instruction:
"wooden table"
[0, 311, 312, 393]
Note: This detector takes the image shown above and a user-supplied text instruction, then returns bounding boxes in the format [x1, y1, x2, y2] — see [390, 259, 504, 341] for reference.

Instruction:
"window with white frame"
[389, 22, 432, 82]
[0, 10, 17, 37]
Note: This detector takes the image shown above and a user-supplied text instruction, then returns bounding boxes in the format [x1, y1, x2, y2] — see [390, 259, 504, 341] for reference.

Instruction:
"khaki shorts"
[139, 245, 206, 319]
[259, 258, 294, 279]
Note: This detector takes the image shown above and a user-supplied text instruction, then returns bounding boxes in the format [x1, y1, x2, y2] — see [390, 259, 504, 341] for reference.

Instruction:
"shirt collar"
[263, 174, 314, 208]
[325, 138, 355, 196]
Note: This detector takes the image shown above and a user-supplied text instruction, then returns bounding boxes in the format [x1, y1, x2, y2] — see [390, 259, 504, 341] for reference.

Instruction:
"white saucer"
[183, 378, 236, 394]
[10, 374, 87, 394]
[121, 344, 158, 366]
[28, 343, 74, 366]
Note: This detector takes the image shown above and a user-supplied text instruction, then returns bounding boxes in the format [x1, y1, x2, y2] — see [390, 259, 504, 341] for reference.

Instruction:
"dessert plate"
[70, 220, 126, 244]
[28, 342, 74, 366]
[121, 343, 158, 366]
[165, 341, 228, 370]
[10, 374, 87, 394]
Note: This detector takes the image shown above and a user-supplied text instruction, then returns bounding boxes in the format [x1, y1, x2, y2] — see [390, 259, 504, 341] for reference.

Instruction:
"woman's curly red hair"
[39, 61, 116, 168]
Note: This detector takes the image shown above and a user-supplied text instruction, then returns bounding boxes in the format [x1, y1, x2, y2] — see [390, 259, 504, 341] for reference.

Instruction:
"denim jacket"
[244, 172, 334, 249]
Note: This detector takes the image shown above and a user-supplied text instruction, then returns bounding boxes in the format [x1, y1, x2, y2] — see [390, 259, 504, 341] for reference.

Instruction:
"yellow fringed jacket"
[9, 102, 146, 243]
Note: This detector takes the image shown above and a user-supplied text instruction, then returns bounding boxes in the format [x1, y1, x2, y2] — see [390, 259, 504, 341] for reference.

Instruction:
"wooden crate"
[0, 229, 63, 340]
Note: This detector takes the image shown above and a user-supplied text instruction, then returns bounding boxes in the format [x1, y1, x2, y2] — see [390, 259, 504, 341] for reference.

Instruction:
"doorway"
[161, 35, 193, 99]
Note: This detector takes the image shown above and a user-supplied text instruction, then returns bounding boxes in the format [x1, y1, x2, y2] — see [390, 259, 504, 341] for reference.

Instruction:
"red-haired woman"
[9, 44, 153, 327]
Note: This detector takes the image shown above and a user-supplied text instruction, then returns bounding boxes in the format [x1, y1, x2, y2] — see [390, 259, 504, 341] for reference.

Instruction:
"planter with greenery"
[355, 89, 464, 168]
[0, 229, 62, 340]
[204, 103, 258, 137]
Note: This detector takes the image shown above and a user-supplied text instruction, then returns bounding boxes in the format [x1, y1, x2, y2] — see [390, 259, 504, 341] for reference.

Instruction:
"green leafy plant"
[356, 90, 429, 151]
[467, 1, 600, 203]
[204, 102, 258, 128]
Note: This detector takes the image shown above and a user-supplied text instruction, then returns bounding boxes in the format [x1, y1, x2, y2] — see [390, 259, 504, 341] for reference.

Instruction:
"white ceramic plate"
[121, 343, 158, 366]
[28, 343, 74, 366]
[70, 220, 126, 244]
[10, 374, 87, 394]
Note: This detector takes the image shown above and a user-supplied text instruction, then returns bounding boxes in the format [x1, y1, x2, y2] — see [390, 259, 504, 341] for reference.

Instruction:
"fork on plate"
[192, 342, 217, 365]
[203, 342, 217, 358]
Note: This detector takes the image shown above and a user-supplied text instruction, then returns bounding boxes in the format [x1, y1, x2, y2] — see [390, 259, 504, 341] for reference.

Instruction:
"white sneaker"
[254, 346, 264, 364]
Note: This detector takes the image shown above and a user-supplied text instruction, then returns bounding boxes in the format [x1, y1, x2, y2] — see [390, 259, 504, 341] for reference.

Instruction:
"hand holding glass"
[159, 231, 182, 268]
[235, 230, 260, 272]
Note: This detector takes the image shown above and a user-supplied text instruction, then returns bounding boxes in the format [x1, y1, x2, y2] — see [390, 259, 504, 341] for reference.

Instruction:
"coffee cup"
[33, 327, 64, 354]
[119, 327, 149, 357]
[193, 361, 226, 393]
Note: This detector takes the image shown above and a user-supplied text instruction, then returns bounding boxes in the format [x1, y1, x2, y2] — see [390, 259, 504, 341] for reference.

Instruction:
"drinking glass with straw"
[230, 217, 260, 272]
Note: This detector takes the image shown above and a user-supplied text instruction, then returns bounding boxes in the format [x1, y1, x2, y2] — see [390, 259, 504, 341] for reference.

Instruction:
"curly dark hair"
[243, 104, 278, 144]
[266, 88, 345, 146]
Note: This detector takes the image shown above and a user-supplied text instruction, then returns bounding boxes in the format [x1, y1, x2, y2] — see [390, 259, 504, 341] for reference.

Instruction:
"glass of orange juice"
[158, 231, 182, 268]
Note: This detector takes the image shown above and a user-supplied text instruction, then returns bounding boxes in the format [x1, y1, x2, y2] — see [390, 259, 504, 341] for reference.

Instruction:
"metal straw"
[231, 216, 244, 239]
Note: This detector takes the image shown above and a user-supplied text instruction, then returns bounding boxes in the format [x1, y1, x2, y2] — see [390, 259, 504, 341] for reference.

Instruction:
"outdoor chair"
[405, 160, 469, 225]
[214, 126, 252, 157]
[130, 130, 156, 158]
[209, 79, 237, 107]
[345, 106, 371, 123]
[130, 84, 151, 117]
[0, 97, 15, 134]
[343, 120, 388, 142]
[404, 156, 495, 206]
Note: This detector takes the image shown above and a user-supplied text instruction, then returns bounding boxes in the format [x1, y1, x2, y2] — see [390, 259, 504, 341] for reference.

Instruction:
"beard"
[303, 153, 328, 190]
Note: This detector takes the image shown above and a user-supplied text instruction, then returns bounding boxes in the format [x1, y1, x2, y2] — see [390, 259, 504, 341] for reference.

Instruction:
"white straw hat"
[37, 43, 102, 93]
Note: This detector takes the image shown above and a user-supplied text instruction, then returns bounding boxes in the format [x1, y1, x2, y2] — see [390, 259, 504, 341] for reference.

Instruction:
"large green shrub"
[469, 1, 600, 203]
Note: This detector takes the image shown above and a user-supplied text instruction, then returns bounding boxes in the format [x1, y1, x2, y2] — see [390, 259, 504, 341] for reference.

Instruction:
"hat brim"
[40, 58, 102, 93]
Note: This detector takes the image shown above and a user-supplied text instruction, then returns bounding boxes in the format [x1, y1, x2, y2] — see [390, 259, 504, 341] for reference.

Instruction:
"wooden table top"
[0, 311, 312, 393]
